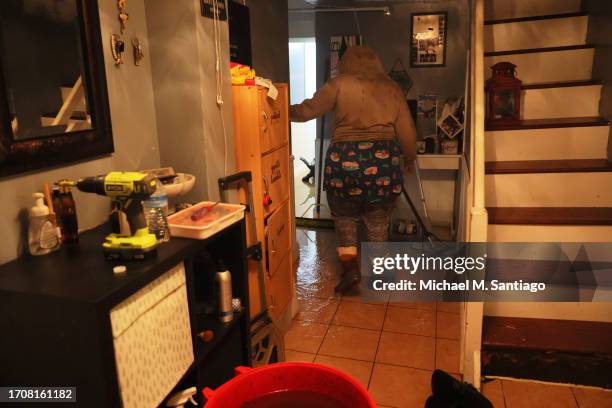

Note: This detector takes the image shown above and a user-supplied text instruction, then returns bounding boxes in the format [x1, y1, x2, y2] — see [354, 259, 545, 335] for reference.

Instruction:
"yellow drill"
[57, 171, 159, 260]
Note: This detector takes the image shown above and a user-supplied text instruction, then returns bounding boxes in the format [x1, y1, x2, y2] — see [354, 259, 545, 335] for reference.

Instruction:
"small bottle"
[53, 186, 79, 243]
[142, 180, 170, 242]
[215, 261, 233, 323]
[28, 193, 61, 256]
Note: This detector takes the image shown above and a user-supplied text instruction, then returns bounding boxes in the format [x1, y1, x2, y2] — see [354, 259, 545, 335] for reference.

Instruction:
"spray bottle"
[165, 387, 197, 408]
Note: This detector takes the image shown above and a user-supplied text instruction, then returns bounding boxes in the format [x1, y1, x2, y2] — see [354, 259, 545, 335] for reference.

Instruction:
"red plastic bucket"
[202, 363, 376, 408]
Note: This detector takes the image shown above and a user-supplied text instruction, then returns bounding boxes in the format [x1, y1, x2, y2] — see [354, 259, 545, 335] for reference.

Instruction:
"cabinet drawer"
[266, 200, 290, 277]
[258, 87, 288, 154]
[110, 263, 193, 408]
[261, 146, 289, 215]
[268, 251, 292, 320]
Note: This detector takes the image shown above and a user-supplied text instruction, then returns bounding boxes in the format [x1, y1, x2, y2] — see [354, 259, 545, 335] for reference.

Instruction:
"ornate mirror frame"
[0, 0, 113, 178]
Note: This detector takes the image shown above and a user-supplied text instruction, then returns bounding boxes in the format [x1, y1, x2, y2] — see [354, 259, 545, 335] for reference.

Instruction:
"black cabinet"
[0, 219, 251, 407]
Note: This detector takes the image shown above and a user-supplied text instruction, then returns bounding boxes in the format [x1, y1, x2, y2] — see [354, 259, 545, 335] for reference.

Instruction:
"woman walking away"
[290, 45, 417, 294]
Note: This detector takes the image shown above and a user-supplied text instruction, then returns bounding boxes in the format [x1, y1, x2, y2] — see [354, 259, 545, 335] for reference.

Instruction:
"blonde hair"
[338, 45, 385, 78]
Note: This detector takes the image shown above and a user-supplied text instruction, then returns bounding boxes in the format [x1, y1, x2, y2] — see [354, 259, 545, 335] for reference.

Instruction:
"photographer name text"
[372, 279, 546, 293]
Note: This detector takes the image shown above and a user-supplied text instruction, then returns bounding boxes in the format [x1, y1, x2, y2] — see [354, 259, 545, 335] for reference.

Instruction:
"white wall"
[0, 0, 160, 264]
[145, 0, 235, 202]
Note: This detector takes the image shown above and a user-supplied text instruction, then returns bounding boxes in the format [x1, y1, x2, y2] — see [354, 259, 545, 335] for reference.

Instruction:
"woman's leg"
[363, 197, 396, 242]
[327, 193, 362, 293]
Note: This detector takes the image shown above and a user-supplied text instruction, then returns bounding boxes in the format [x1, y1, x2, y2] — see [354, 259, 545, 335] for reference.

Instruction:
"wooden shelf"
[483, 316, 612, 354]
[520, 79, 602, 90]
[193, 309, 247, 363]
[482, 317, 612, 388]
[485, 158, 612, 174]
[485, 116, 609, 131]
[484, 43, 594, 57]
[484, 11, 588, 25]
[487, 207, 612, 225]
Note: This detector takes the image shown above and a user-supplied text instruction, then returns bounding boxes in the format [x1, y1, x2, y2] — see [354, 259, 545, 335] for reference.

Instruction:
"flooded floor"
[286, 227, 612, 408]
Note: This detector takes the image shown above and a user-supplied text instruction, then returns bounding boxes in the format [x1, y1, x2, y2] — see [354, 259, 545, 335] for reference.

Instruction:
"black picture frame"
[0, 0, 114, 178]
[410, 11, 448, 68]
[201, 0, 227, 21]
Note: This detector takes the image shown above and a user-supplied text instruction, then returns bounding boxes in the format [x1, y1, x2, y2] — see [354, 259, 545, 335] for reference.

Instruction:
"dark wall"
[314, 0, 470, 139]
[243, 0, 289, 83]
[584, 0, 612, 158]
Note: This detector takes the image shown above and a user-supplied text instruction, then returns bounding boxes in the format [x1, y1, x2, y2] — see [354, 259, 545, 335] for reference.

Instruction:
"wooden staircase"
[482, 317, 612, 388]
[481, 0, 612, 388]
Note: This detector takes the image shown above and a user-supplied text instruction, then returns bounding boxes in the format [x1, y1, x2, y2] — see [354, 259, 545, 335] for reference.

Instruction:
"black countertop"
[0, 224, 203, 308]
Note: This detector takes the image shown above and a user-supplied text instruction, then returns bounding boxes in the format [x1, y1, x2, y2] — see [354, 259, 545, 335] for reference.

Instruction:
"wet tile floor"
[285, 227, 612, 408]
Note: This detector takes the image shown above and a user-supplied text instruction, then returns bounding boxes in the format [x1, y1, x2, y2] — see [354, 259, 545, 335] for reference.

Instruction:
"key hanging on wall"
[118, 0, 129, 33]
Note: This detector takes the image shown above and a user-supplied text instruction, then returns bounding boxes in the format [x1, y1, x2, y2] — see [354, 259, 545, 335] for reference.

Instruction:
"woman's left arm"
[289, 78, 339, 122]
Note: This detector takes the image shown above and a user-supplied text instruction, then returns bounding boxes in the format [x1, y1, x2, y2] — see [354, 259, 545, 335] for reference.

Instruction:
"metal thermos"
[215, 261, 233, 323]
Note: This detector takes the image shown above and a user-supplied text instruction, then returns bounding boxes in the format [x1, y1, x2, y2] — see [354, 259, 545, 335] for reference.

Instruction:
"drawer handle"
[261, 111, 269, 133]
[271, 238, 277, 254]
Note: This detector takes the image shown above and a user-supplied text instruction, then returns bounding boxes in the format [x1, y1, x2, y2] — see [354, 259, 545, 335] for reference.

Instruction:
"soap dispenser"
[28, 192, 60, 256]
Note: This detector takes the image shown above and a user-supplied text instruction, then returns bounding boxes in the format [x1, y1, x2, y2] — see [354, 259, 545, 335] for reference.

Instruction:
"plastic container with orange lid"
[168, 201, 245, 240]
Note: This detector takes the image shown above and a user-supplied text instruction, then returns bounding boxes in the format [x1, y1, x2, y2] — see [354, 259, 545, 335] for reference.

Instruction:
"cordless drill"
[57, 171, 159, 260]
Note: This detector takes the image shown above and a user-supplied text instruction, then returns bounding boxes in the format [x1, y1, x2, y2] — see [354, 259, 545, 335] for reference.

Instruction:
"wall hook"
[132, 38, 144, 66]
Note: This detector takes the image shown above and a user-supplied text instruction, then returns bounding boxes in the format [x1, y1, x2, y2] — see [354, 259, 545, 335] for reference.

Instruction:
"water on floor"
[286, 227, 612, 408]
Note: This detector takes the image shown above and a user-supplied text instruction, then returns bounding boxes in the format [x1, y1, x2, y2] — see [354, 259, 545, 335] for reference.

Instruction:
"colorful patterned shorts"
[323, 140, 403, 202]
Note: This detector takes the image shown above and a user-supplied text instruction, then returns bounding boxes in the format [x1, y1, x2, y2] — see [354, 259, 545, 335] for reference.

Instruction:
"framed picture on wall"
[410, 12, 447, 67]
[329, 35, 363, 78]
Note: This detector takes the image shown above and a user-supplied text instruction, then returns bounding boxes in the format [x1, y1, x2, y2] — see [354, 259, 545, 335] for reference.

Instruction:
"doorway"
[289, 37, 317, 219]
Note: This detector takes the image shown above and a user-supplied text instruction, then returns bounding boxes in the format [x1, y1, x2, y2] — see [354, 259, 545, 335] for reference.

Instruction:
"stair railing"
[459, 0, 487, 389]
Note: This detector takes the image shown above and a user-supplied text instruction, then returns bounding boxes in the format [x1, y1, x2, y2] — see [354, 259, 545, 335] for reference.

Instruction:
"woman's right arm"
[289, 78, 339, 122]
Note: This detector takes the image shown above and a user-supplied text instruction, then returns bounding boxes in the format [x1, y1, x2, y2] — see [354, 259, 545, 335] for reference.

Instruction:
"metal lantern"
[485, 62, 521, 125]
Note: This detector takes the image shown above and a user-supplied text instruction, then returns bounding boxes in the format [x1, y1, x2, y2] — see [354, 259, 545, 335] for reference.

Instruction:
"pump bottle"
[28, 192, 60, 256]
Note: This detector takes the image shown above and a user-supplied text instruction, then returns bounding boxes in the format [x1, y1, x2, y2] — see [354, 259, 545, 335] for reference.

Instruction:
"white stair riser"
[484, 302, 612, 322]
[486, 126, 610, 161]
[485, 0, 581, 21]
[485, 172, 612, 207]
[522, 85, 601, 120]
[485, 16, 587, 53]
[488, 224, 612, 242]
[485, 48, 594, 83]
[61, 87, 87, 111]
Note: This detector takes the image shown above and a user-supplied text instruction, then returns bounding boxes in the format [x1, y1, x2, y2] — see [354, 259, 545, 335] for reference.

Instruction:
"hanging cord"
[212, 0, 229, 175]
[353, 10, 361, 37]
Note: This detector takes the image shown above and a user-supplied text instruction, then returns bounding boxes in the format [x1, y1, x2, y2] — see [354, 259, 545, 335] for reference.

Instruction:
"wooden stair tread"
[485, 159, 612, 174]
[487, 207, 612, 225]
[485, 116, 609, 131]
[484, 11, 588, 26]
[521, 79, 602, 90]
[482, 316, 612, 354]
[485, 44, 594, 57]
[482, 348, 612, 388]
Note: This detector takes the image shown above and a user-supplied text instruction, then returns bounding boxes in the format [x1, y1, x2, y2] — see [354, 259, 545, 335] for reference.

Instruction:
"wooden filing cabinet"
[232, 83, 294, 322]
